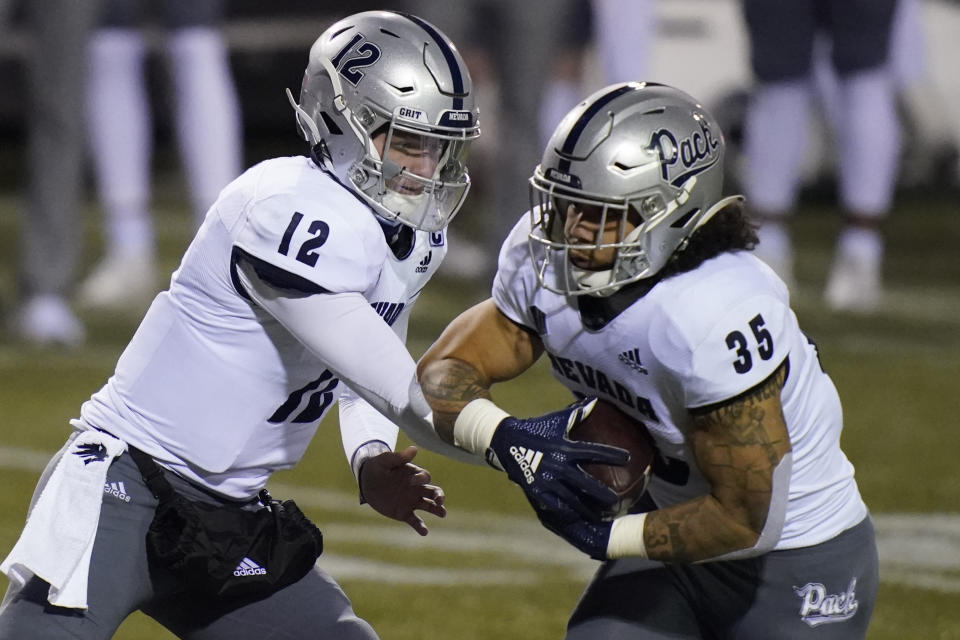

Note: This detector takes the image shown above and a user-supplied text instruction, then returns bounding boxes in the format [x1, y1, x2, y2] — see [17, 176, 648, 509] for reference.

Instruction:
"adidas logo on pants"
[234, 557, 267, 577]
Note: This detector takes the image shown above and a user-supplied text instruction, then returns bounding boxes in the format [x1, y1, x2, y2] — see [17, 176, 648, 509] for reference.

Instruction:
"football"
[568, 399, 656, 517]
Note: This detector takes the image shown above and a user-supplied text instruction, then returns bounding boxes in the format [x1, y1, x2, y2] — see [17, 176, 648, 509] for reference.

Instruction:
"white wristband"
[606, 513, 648, 559]
[453, 398, 511, 456]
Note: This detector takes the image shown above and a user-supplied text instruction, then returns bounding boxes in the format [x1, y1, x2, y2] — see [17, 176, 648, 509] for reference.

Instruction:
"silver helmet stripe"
[397, 12, 465, 110]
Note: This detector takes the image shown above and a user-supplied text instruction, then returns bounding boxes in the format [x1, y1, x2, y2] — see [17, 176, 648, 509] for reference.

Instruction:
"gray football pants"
[0, 440, 377, 640]
[566, 517, 878, 639]
[16, 0, 103, 299]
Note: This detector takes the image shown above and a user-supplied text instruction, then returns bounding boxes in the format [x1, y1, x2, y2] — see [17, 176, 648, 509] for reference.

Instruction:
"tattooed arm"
[419, 299, 627, 518]
[417, 298, 544, 445]
[611, 362, 793, 562]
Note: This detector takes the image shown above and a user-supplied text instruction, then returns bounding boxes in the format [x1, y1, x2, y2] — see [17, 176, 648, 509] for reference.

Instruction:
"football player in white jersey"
[418, 83, 878, 638]
[0, 10, 563, 640]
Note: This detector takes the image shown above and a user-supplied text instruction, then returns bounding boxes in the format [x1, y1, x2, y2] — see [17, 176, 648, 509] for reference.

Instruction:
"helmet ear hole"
[626, 205, 644, 226]
[320, 112, 343, 136]
[670, 208, 699, 229]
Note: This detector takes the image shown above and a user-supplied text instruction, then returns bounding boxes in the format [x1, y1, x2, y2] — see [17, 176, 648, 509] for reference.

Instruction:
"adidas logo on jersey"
[234, 557, 267, 577]
[104, 481, 131, 503]
[416, 251, 433, 273]
[618, 348, 648, 374]
[508, 446, 543, 485]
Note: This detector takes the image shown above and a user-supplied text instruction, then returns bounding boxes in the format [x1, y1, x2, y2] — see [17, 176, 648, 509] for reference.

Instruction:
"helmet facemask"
[529, 176, 703, 297]
[353, 115, 473, 232]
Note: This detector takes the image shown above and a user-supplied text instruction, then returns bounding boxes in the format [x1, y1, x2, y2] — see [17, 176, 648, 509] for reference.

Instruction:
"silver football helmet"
[287, 11, 480, 232]
[529, 82, 743, 296]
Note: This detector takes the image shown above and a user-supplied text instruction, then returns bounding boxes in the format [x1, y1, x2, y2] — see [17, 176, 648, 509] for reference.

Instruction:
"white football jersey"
[77, 157, 447, 498]
[493, 215, 866, 550]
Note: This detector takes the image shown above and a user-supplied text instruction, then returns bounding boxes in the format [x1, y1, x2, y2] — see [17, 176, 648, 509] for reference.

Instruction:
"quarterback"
[418, 83, 878, 638]
[2, 10, 489, 640]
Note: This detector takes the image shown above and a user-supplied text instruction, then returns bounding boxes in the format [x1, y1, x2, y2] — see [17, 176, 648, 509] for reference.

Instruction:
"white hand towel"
[1, 429, 126, 609]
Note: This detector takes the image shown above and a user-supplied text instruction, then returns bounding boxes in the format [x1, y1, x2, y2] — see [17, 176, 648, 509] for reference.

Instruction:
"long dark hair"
[658, 199, 758, 280]
[576, 200, 759, 330]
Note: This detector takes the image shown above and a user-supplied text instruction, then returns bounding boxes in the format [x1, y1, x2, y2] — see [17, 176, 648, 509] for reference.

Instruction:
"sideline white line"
[320, 522, 597, 575]
[319, 554, 542, 586]
[791, 283, 960, 331]
[0, 446, 55, 473]
[272, 482, 551, 535]
[874, 513, 960, 572]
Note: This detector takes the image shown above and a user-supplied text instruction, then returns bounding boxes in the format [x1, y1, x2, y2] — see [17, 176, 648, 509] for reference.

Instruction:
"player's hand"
[358, 445, 446, 536]
[486, 398, 629, 521]
[532, 503, 613, 560]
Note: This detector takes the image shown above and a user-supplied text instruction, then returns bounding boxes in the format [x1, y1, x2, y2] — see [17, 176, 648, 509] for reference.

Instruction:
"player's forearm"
[640, 495, 761, 562]
[417, 357, 493, 444]
[610, 455, 791, 563]
[623, 364, 790, 562]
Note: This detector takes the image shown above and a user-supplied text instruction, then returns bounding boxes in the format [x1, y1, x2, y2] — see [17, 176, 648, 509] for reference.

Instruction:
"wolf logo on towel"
[73, 443, 108, 465]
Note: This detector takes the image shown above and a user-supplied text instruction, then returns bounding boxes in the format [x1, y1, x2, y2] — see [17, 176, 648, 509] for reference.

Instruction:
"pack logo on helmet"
[650, 117, 721, 187]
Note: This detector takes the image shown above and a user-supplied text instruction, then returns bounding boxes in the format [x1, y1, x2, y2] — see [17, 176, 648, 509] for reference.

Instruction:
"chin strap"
[569, 267, 619, 298]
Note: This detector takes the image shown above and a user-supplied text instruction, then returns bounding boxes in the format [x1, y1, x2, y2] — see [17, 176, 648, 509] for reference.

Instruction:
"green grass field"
[0, 177, 958, 639]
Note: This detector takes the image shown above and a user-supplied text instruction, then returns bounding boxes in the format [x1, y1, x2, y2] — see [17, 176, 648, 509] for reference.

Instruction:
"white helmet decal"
[650, 119, 722, 186]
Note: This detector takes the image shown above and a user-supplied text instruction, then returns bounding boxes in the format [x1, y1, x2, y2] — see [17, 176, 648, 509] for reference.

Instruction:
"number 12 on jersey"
[278, 211, 330, 268]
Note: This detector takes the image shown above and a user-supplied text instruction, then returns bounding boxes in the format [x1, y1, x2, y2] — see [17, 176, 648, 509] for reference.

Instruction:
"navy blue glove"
[486, 398, 629, 521]
[534, 503, 613, 560]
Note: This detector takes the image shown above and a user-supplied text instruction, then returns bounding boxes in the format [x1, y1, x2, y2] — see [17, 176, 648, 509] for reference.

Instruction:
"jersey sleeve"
[651, 293, 792, 409]
[236, 261, 479, 465]
[338, 302, 412, 467]
[491, 215, 539, 330]
[232, 190, 386, 295]
[339, 384, 400, 476]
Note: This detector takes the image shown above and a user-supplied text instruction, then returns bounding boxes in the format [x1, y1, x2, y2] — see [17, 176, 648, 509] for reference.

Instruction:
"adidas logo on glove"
[509, 446, 543, 484]
[233, 557, 267, 577]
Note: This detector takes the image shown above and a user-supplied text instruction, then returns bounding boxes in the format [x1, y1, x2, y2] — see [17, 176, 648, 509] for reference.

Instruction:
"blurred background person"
[79, 0, 242, 310]
[812, 0, 959, 190]
[742, 0, 900, 312]
[590, 0, 654, 85]
[538, 0, 655, 149]
[539, 1, 594, 148]
[3, 0, 102, 346]
[402, 0, 578, 281]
